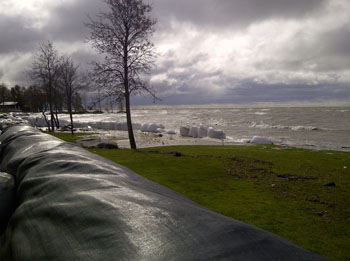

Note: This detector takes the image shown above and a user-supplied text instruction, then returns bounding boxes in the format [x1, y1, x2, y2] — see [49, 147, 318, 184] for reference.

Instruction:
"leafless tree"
[29, 41, 61, 132]
[0, 84, 11, 108]
[85, 0, 158, 149]
[59, 56, 87, 135]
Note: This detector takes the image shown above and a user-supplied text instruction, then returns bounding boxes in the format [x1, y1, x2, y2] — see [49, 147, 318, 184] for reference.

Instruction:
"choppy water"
[29, 105, 350, 151]
[131, 106, 350, 151]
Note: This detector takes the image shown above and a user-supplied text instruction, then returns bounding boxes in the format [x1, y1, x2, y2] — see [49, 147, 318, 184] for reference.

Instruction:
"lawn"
[47, 132, 350, 260]
[43, 131, 94, 143]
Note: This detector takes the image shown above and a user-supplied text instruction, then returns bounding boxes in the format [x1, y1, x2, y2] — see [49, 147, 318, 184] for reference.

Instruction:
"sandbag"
[0, 125, 325, 260]
[0, 172, 16, 235]
[250, 136, 274, 144]
[179, 126, 190, 137]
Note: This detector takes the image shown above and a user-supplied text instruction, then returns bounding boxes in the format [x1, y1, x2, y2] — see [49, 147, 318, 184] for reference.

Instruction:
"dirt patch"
[277, 174, 318, 181]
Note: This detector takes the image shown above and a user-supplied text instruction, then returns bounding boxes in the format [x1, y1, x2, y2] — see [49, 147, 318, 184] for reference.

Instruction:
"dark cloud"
[44, 0, 104, 43]
[0, 16, 41, 54]
[252, 22, 350, 73]
[148, 76, 350, 105]
[0, 0, 102, 55]
[321, 25, 350, 57]
[225, 80, 349, 103]
[153, 0, 326, 31]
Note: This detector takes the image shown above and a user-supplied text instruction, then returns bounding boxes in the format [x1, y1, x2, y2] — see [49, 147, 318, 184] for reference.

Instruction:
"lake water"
[28, 105, 350, 151]
[130, 105, 350, 151]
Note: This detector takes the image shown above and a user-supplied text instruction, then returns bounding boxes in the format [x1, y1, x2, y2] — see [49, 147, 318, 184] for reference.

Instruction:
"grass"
[46, 132, 350, 260]
[43, 131, 94, 143]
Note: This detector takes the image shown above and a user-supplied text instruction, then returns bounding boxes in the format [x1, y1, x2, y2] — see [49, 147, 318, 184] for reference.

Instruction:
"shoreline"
[70, 128, 350, 152]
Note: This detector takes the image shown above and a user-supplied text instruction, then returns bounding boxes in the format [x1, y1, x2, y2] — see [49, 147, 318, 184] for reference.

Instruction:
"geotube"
[0, 124, 326, 260]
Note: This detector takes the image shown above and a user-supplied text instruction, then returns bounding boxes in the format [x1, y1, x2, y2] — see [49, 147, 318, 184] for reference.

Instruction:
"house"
[0, 102, 21, 112]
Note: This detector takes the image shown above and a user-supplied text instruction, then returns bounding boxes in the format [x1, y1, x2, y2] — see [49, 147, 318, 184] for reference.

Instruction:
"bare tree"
[60, 56, 87, 135]
[29, 41, 61, 132]
[0, 84, 11, 109]
[86, 0, 157, 149]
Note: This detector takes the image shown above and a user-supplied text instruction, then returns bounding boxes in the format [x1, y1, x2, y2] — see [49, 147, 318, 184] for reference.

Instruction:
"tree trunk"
[68, 96, 74, 135]
[125, 93, 136, 149]
[54, 107, 60, 129]
[48, 80, 55, 132]
[123, 28, 136, 150]
[42, 111, 51, 132]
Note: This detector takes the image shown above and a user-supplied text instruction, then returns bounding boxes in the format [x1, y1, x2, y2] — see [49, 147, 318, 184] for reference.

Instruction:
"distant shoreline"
[132, 102, 350, 110]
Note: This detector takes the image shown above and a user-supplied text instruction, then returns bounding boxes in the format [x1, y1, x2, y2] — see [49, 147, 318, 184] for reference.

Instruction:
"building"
[0, 101, 21, 112]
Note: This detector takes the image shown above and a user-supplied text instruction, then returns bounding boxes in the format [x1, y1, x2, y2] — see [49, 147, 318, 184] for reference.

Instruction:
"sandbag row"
[140, 123, 165, 133]
[23, 116, 143, 131]
[180, 125, 226, 139]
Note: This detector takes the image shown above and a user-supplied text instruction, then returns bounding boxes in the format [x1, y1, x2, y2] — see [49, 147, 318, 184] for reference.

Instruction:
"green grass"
[43, 131, 94, 143]
[46, 132, 350, 260]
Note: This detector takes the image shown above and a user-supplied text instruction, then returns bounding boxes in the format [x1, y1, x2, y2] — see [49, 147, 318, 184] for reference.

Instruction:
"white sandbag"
[74, 121, 84, 128]
[94, 121, 103, 129]
[198, 125, 208, 138]
[180, 126, 190, 137]
[189, 126, 198, 138]
[167, 129, 176, 135]
[250, 136, 274, 144]
[37, 117, 47, 127]
[156, 128, 164, 133]
[121, 122, 128, 131]
[133, 123, 141, 130]
[108, 122, 117, 130]
[141, 124, 149, 132]
[59, 119, 69, 127]
[99, 122, 109, 130]
[22, 117, 35, 127]
[148, 123, 159, 133]
[208, 127, 226, 139]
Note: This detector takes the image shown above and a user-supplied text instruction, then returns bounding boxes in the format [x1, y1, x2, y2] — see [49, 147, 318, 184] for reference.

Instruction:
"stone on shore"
[76, 138, 118, 149]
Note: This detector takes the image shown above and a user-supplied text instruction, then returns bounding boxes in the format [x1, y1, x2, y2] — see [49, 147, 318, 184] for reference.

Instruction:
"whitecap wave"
[249, 122, 319, 131]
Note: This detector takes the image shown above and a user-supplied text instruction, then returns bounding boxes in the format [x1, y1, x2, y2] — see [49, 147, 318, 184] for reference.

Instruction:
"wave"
[248, 121, 319, 131]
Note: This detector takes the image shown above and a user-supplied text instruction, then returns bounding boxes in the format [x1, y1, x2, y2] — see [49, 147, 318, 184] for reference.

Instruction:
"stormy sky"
[0, 0, 349, 105]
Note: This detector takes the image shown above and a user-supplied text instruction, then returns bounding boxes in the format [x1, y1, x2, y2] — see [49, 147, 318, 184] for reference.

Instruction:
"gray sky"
[0, 0, 349, 105]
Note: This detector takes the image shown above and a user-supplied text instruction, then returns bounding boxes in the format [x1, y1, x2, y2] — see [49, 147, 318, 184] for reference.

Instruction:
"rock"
[324, 182, 336, 187]
[97, 141, 119, 149]
[76, 138, 118, 149]
[62, 125, 72, 132]
[173, 152, 183, 157]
